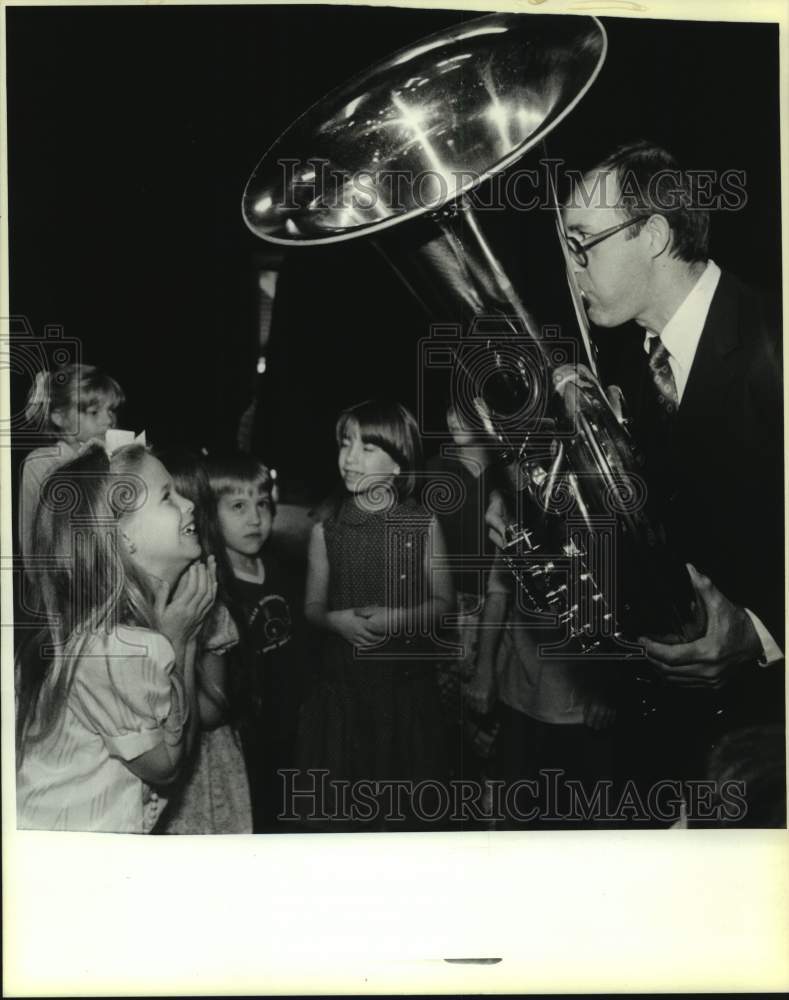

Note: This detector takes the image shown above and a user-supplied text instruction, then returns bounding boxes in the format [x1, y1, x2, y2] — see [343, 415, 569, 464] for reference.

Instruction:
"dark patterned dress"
[158, 603, 252, 835]
[297, 496, 448, 829]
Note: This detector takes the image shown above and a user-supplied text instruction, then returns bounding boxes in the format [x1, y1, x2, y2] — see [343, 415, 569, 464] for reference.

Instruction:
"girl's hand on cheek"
[154, 557, 217, 649]
[153, 568, 194, 650]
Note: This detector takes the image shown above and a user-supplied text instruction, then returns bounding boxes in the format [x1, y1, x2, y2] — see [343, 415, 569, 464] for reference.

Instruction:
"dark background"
[6, 4, 782, 503]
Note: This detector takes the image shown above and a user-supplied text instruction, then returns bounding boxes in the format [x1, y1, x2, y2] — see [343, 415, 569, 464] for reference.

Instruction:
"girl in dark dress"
[298, 400, 454, 830]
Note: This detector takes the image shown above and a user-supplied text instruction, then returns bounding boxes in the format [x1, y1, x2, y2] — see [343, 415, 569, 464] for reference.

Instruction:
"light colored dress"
[16, 626, 185, 833]
[158, 604, 253, 835]
[18, 439, 79, 563]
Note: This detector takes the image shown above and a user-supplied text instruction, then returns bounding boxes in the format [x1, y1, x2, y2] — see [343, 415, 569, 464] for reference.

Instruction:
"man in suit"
[488, 141, 783, 796]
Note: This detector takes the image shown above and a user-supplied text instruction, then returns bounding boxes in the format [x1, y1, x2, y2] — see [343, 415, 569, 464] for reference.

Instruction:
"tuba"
[242, 12, 700, 656]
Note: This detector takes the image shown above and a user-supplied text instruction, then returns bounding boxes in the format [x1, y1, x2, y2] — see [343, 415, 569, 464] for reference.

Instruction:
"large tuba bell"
[242, 12, 701, 655]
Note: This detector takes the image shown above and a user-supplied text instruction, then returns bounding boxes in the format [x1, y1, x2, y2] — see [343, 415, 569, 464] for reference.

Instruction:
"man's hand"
[638, 564, 762, 688]
[463, 663, 497, 716]
[553, 363, 626, 424]
[582, 693, 616, 731]
[552, 362, 598, 394]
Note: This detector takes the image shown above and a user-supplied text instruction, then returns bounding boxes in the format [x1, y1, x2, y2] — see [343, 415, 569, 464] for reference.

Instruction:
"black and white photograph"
[2, 0, 787, 992]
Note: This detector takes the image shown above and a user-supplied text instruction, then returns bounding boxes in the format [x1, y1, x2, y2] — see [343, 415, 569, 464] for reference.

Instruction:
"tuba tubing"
[242, 11, 702, 654]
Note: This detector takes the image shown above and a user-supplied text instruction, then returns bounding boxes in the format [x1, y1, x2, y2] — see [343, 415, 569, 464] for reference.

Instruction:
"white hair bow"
[104, 428, 147, 456]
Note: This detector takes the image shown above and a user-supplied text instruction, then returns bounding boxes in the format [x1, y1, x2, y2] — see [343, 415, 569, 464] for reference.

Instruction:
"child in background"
[425, 401, 501, 787]
[207, 453, 302, 832]
[19, 364, 125, 563]
[475, 539, 617, 830]
[16, 443, 215, 833]
[299, 400, 454, 830]
[155, 451, 253, 835]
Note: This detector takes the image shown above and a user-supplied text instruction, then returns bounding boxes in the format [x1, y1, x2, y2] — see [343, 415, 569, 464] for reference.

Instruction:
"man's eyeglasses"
[564, 216, 645, 268]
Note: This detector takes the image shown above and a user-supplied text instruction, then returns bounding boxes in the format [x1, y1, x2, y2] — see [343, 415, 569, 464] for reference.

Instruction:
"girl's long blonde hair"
[16, 443, 156, 761]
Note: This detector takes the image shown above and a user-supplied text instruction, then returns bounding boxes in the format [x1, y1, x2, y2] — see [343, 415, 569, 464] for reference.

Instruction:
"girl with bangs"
[19, 363, 126, 563]
[298, 400, 454, 830]
[16, 443, 216, 833]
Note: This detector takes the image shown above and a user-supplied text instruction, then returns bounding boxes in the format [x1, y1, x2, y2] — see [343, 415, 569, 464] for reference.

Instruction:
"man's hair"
[591, 140, 710, 263]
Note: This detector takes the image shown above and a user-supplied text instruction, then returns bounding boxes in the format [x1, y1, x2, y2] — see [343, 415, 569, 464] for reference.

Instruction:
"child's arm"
[124, 561, 216, 784]
[304, 521, 378, 647]
[19, 453, 50, 562]
[464, 558, 511, 715]
[427, 516, 455, 621]
[75, 630, 200, 790]
[196, 651, 229, 730]
[194, 602, 237, 730]
[123, 637, 199, 786]
[304, 522, 330, 629]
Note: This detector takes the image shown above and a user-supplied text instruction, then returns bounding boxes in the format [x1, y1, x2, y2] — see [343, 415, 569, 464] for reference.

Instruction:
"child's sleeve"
[202, 601, 239, 655]
[19, 452, 50, 561]
[71, 630, 188, 761]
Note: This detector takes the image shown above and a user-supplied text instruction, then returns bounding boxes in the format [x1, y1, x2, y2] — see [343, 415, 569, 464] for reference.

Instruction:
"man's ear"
[644, 213, 671, 259]
[393, 463, 401, 477]
[50, 408, 67, 430]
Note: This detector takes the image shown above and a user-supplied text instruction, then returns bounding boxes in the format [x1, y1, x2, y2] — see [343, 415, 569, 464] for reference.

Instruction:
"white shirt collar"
[643, 259, 721, 401]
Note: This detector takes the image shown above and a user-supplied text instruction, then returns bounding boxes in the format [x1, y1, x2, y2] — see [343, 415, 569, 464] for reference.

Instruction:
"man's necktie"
[648, 337, 679, 418]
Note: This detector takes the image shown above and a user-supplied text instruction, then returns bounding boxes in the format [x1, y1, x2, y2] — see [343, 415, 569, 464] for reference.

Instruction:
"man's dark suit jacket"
[596, 269, 784, 655]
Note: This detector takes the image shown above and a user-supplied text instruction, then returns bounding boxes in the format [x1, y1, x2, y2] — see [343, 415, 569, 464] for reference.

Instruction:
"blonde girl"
[19, 363, 125, 562]
[16, 443, 216, 833]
